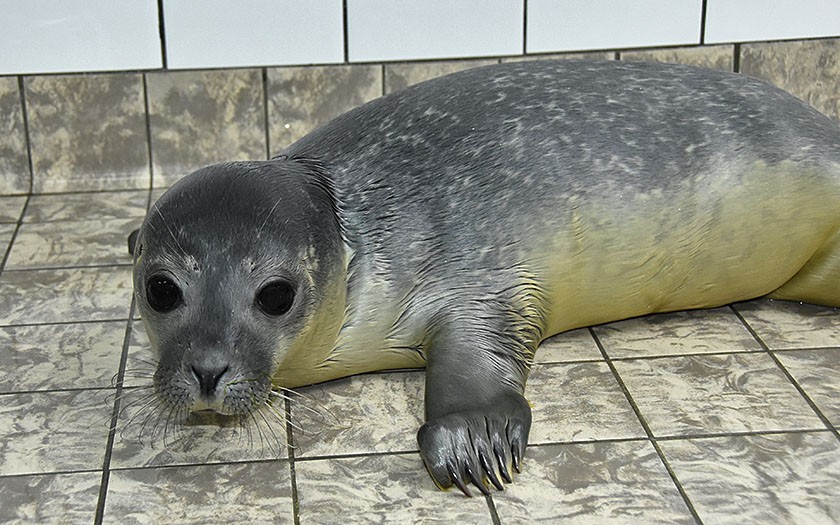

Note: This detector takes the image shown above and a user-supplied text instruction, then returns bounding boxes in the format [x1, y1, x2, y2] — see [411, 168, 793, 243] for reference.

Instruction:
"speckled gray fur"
[133, 60, 840, 496]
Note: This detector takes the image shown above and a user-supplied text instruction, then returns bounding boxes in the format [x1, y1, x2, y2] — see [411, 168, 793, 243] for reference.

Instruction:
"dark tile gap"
[285, 396, 301, 525]
[0, 386, 117, 397]
[766, 345, 840, 354]
[156, 0, 168, 70]
[730, 306, 840, 442]
[106, 457, 290, 474]
[342, 0, 349, 64]
[261, 68, 272, 160]
[522, 0, 528, 55]
[0, 468, 102, 480]
[1, 262, 133, 272]
[485, 492, 502, 525]
[142, 73, 155, 190]
[699, 0, 708, 45]
[94, 298, 137, 525]
[0, 195, 30, 276]
[17, 76, 34, 194]
[20, 188, 151, 198]
[605, 348, 766, 362]
[588, 327, 705, 525]
[653, 428, 834, 443]
[733, 43, 741, 73]
[0, 317, 131, 330]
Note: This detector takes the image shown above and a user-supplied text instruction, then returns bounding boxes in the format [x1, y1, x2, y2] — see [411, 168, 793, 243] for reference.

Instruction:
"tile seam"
[589, 327, 705, 525]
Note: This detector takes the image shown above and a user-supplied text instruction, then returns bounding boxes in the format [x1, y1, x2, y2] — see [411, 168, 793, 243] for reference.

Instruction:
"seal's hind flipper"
[128, 229, 139, 256]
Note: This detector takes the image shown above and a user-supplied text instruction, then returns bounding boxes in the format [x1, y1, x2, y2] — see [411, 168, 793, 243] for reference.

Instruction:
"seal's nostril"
[191, 364, 229, 399]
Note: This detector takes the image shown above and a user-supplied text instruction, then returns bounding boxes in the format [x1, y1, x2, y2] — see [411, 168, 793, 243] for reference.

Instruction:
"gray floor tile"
[291, 371, 425, 457]
[0, 390, 111, 475]
[0, 196, 26, 223]
[493, 441, 695, 524]
[104, 461, 294, 524]
[776, 348, 840, 427]
[0, 266, 132, 325]
[736, 299, 840, 350]
[23, 191, 149, 223]
[536, 328, 603, 363]
[6, 218, 138, 269]
[594, 307, 761, 359]
[0, 471, 101, 524]
[613, 353, 825, 437]
[0, 321, 125, 393]
[295, 453, 495, 524]
[660, 431, 840, 524]
[527, 362, 646, 444]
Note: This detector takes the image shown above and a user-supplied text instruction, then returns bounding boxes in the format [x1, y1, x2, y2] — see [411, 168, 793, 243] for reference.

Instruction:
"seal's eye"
[256, 281, 296, 316]
[146, 275, 181, 313]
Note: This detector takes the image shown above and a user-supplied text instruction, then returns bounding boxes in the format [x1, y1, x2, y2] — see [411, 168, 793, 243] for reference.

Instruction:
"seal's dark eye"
[146, 275, 181, 313]
[257, 281, 296, 316]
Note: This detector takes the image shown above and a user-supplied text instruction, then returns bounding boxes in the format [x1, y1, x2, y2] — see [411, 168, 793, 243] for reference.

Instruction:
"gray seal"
[131, 60, 840, 496]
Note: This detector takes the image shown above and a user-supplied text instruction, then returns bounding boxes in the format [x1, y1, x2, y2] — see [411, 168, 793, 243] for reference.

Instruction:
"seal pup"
[131, 60, 840, 496]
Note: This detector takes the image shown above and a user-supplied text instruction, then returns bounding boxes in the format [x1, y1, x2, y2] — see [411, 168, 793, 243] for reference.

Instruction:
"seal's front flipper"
[417, 319, 533, 496]
[127, 229, 139, 256]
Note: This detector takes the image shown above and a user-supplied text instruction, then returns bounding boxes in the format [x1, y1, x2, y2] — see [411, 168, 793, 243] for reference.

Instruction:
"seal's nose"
[191, 363, 229, 399]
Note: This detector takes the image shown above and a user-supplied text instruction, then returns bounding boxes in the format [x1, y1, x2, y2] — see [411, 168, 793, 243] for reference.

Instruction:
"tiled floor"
[1, 190, 839, 524]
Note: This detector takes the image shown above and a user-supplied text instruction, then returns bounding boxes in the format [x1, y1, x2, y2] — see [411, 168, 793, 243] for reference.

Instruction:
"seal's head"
[132, 159, 346, 421]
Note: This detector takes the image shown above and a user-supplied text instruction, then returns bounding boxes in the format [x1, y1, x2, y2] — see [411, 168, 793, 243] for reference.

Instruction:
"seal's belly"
[540, 161, 840, 335]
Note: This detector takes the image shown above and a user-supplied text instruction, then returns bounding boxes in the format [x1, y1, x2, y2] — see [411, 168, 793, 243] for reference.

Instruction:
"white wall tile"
[0, 0, 161, 75]
[164, 0, 344, 69]
[527, 0, 702, 53]
[705, 0, 840, 43]
[347, 0, 523, 62]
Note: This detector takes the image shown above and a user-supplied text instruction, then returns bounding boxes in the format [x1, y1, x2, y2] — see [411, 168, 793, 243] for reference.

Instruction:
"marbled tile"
[613, 353, 824, 437]
[0, 389, 111, 475]
[124, 320, 154, 389]
[0, 471, 101, 524]
[740, 38, 840, 120]
[6, 218, 139, 270]
[147, 69, 267, 187]
[593, 307, 761, 359]
[621, 45, 735, 71]
[0, 195, 26, 223]
[776, 349, 840, 427]
[104, 461, 294, 524]
[0, 224, 15, 259]
[526, 362, 645, 444]
[267, 65, 382, 152]
[0, 77, 30, 196]
[0, 321, 125, 393]
[109, 389, 289, 469]
[501, 51, 615, 62]
[0, 266, 132, 325]
[383, 58, 499, 94]
[660, 431, 840, 524]
[735, 299, 840, 350]
[24, 73, 149, 193]
[295, 453, 494, 523]
[290, 371, 424, 457]
[23, 190, 149, 223]
[536, 328, 603, 363]
[493, 441, 694, 524]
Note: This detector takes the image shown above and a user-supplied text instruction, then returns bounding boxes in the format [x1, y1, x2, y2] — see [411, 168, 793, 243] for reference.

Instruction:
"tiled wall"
[1, 38, 839, 195]
[2, 0, 840, 73]
[0, 1, 839, 195]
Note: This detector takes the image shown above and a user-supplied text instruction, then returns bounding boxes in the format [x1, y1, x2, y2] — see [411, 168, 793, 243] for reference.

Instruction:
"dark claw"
[479, 450, 504, 491]
[465, 463, 490, 496]
[448, 461, 472, 497]
[494, 444, 512, 483]
[512, 441, 522, 473]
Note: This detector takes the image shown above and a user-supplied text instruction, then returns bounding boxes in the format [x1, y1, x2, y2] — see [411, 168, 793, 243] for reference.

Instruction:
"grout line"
[157, 0, 168, 70]
[17, 76, 35, 195]
[342, 0, 350, 64]
[0, 317, 133, 329]
[285, 397, 301, 525]
[699, 0, 708, 45]
[730, 306, 840, 442]
[262, 68, 272, 159]
[142, 73, 155, 190]
[589, 327, 705, 525]
[733, 43, 741, 73]
[522, 0, 528, 55]
[1, 262, 134, 272]
[485, 493, 503, 525]
[94, 297, 137, 524]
